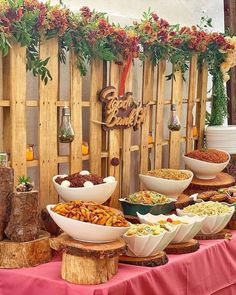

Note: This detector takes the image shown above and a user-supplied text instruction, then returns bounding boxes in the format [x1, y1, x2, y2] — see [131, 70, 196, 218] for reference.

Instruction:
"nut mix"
[52, 200, 129, 227]
[185, 148, 229, 163]
[147, 168, 191, 180]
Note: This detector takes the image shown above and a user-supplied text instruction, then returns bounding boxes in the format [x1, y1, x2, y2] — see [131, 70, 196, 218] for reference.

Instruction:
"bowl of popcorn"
[47, 201, 129, 243]
[52, 170, 117, 203]
[177, 201, 235, 235]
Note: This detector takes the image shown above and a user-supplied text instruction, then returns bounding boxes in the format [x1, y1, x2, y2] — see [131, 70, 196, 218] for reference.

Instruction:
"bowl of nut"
[139, 169, 193, 199]
[47, 201, 130, 243]
[52, 170, 117, 203]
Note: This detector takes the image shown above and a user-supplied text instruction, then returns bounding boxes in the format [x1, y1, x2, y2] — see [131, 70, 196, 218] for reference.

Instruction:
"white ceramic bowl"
[47, 204, 129, 243]
[176, 206, 235, 235]
[183, 151, 230, 180]
[139, 170, 193, 199]
[123, 225, 178, 257]
[137, 213, 205, 243]
[52, 175, 117, 203]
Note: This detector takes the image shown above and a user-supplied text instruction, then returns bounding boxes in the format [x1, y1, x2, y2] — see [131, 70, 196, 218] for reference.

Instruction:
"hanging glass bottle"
[168, 103, 181, 131]
[58, 107, 75, 143]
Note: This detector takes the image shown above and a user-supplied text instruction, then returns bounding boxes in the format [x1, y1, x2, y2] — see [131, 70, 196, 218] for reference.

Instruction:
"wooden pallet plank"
[109, 62, 121, 208]
[89, 59, 103, 175]
[196, 61, 208, 149]
[39, 37, 58, 208]
[0, 52, 3, 151]
[186, 54, 198, 153]
[122, 64, 133, 197]
[140, 59, 154, 175]
[169, 68, 183, 168]
[154, 60, 166, 169]
[3, 44, 27, 183]
[70, 51, 82, 173]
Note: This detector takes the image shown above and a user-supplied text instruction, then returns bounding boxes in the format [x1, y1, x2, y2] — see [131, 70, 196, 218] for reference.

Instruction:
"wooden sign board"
[99, 86, 148, 131]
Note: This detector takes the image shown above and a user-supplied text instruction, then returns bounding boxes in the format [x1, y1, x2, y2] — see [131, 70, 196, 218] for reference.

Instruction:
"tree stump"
[0, 230, 52, 268]
[50, 234, 126, 284]
[5, 190, 40, 242]
[195, 229, 232, 240]
[0, 167, 14, 240]
[165, 239, 200, 254]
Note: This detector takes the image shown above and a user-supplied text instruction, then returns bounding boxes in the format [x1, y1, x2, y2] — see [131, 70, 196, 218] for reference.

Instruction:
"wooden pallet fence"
[0, 41, 208, 208]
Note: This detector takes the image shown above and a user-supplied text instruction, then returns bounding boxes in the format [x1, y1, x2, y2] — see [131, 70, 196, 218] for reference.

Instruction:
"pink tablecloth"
[1, 232, 236, 295]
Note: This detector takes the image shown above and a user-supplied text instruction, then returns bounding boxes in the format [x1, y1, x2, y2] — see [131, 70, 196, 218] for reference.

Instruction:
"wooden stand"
[165, 239, 199, 254]
[50, 234, 126, 285]
[185, 172, 235, 195]
[0, 230, 52, 268]
[119, 251, 168, 267]
[195, 229, 232, 240]
[227, 211, 236, 230]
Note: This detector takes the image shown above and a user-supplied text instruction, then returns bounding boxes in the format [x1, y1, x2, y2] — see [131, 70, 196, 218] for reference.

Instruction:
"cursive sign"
[99, 86, 148, 131]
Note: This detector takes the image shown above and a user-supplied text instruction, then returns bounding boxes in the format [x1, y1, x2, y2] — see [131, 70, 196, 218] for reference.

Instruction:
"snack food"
[52, 200, 129, 227]
[182, 201, 231, 216]
[125, 224, 167, 236]
[198, 191, 218, 201]
[158, 218, 188, 225]
[125, 191, 169, 205]
[146, 169, 191, 181]
[185, 149, 228, 164]
[175, 194, 194, 209]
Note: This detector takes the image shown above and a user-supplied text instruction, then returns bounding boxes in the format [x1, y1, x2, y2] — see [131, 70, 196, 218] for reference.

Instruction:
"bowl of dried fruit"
[119, 191, 176, 216]
[52, 170, 117, 203]
[137, 213, 205, 243]
[139, 169, 193, 199]
[183, 148, 230, 180]
[47, 201, 130, 243]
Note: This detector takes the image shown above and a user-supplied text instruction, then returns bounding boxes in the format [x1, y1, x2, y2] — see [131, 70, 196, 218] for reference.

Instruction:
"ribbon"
[118, 55, 132, 97]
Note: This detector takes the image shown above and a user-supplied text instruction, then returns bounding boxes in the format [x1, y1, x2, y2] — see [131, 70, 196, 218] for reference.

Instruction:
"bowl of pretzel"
[47, 200, 130, 243]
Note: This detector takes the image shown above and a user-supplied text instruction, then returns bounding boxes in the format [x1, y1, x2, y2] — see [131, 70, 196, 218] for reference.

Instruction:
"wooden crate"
[0, 39, 208, 208]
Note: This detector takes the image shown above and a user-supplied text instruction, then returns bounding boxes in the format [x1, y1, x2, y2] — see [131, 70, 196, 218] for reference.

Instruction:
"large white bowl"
[139, 170, 193, 199]
[123, 225, 178, 257]
[183, 151, 230, 180]
[47, 204, 129, 243]
[176, 206, 235, 235]
[137, 213, 205, 243]
[52, 175, 117, 203]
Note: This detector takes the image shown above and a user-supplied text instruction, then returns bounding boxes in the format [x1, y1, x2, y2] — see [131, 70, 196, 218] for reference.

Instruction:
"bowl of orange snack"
[47, 200, 130, 243]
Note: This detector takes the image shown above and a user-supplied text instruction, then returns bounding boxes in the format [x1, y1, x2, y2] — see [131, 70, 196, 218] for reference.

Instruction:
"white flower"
[79, 170, 90, 176]
[83, 181, 94, 187]
[103, 176, 116, 183]
[61, 180, 71, 187]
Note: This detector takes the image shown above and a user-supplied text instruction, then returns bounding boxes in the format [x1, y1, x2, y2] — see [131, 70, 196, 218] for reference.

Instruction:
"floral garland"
[0, 1, 236, 126]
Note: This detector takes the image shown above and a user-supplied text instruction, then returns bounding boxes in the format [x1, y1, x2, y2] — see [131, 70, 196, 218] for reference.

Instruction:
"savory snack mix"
[146, 168, 191, 180]
[185, 149, 228, 164]
[52, 200, 129, 227]
[182, 201, 231, 216]
[125, 191, 169, 205]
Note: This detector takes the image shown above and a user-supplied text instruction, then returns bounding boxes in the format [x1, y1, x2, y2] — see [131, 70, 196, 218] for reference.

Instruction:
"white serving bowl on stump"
[183, 151, 230, 180]
[137, 213, 205, 243]
[47, 205, 129, 243]
[123, 226, 178, 257]
[139, 170, 193, 199]
[176, 206, 235, 235]
[52, 175, 117, 204]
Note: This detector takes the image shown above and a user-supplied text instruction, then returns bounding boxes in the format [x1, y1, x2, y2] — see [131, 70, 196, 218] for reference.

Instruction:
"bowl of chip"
[52, 170, 117, 203]
[47, 202, 130, 243]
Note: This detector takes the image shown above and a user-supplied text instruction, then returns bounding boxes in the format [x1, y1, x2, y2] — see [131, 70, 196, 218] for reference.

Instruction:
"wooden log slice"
[50, 234, 126, 284]
[124, 215, 140, 224]
[186, 173, 235, 196]
[227, 219, 236, 230]
[50, 234, 126, 258]
[165, 239, 199, 254]
[119, 251, 168, 267]
[195, 229, 232, 240]
[0, 230, 52, 268]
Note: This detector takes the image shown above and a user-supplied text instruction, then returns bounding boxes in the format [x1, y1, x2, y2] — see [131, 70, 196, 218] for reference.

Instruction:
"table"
[0, 232, 236, 295]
